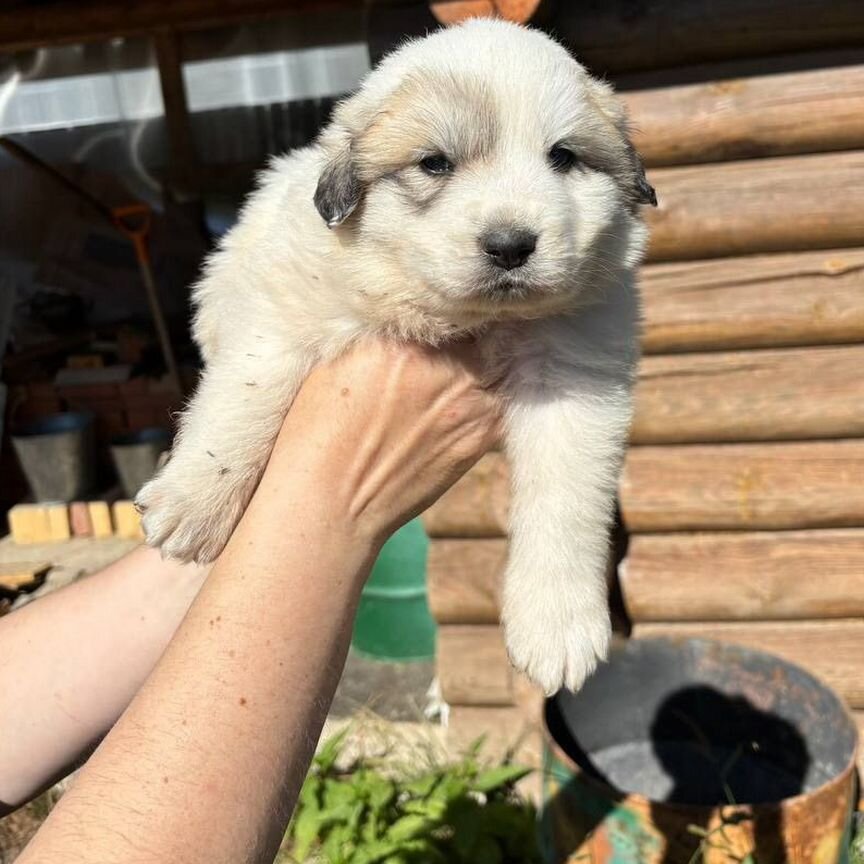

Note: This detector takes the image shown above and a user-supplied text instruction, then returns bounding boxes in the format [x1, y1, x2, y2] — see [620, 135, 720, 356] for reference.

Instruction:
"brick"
[69, 502, 93, 537]
[88, 501, 113, 538]
[46, 504, 71, 541]
[113, 500, 144, 540]
[8, 504, 52, 544]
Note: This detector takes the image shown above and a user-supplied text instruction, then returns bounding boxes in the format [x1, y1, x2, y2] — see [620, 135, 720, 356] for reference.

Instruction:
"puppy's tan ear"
[587, 78, 657, 208]
[314, 144, 362, 228]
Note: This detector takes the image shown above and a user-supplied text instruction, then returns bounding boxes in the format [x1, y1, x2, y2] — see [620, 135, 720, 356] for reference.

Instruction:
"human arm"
[18, 338, 500, 864]
[0, 547, 209, 814]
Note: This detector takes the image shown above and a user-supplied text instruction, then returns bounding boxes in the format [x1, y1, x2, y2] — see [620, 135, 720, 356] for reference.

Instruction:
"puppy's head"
[314, 20, 654, 320]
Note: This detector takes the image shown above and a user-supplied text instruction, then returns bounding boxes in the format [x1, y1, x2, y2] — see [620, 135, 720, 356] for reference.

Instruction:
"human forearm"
[19, 338, 500, 864]
[17, 438, 378, 863]
[0, 547, 208, 812]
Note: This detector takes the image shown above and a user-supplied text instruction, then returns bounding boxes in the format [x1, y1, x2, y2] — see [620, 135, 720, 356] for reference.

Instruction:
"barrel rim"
[543, 636, 859, 813]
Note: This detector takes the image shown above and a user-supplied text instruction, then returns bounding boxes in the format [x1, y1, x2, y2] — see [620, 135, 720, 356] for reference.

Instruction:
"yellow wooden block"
[8, 504, 51, 544]
[113, 501, 144, 540]
[46, 503, 71, 541]
[88, 501, 113, 538]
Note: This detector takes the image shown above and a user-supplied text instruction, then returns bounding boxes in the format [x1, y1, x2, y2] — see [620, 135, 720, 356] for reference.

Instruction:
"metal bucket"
[542, 638, 858, 864]
[11, 412, 96, 502]
[110, 427, 171, 499]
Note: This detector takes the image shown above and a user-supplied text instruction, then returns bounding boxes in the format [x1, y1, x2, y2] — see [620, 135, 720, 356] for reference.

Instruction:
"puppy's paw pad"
[504, 604, 610, 695]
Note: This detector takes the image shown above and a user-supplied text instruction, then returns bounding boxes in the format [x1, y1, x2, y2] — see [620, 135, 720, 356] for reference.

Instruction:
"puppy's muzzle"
[480, 227, 537, 271]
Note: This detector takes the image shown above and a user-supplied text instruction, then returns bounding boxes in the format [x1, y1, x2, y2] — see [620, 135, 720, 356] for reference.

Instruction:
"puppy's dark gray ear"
[630, 148, 657, 207]
[314, 147, 362, 228]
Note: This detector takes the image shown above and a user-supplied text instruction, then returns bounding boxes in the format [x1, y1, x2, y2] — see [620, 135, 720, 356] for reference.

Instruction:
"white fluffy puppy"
[137, 18, 655, 694]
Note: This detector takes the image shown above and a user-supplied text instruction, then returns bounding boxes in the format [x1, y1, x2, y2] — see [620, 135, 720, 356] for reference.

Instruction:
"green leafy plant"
[282, 732, 541, 864]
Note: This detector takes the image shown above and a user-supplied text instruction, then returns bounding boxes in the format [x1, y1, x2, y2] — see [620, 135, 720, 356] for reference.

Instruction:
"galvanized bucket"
[11, 412, 96, 502]
[541, 638, 858, 864]
[110, 427, 171, 499]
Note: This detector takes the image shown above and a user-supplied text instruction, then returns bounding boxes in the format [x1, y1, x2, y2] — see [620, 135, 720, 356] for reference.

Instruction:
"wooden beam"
[555, 0, 864, 76]
[438, 624, 514, 706]
[0, 0, 359, 52]
[645, 151, 864, 262]
[632, 620, 864, 707]
[621, 530, 864, 622]
[422, 452, 509, 538]
[623, 63, 864, 167]
[639, 248, 864, 354]
[632, 345, 864, 444]
[428, 538, 506, 623]
[621, 441, 864, 533]
[153, 31, 201, 198]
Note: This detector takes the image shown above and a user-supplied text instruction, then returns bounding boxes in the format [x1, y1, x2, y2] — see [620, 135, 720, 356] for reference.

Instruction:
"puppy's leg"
[136, 345, 309, 563]
[500, 292, 638, 694]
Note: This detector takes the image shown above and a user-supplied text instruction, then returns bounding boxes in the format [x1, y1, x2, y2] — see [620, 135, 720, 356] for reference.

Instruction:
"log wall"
[420, 10, 864, 778]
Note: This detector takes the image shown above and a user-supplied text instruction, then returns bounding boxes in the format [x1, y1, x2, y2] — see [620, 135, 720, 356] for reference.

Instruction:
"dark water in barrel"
[589, 739, 815, 805]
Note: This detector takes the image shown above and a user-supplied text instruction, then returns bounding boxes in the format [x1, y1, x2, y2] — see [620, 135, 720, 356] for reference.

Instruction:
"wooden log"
[438, 625, 514, 706]
[639, 248, 864, 354]
[632, 621, 864, 707]
[632, 345, 864, 444]
[645, 151, 864, 262]
[428, 539, 506, 624]
[623, 64, 864, 167]
[553, 0, 864, 75]
[621, 441, 864, 533]
[423, 453, 509, 538]
[0, 0, 362, 52]
[621, 530, 864, 622]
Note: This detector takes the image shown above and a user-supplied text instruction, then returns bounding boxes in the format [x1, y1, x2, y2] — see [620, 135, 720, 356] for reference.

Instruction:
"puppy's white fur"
[137, 20, 651, 694]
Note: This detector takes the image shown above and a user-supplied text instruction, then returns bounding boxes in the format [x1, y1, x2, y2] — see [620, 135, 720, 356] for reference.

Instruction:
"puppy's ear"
[586, 77, 657, 208]
[314, 145, 362, 228]
[628, 145, 657, 207]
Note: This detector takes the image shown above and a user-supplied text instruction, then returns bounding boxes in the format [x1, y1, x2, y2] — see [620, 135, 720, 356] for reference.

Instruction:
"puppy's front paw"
[135, 460, 245, 564]
[503, 592, 610, 695]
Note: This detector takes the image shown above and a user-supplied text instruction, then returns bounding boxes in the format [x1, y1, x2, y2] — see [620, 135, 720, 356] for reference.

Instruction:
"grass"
[278, 730, 541, 864]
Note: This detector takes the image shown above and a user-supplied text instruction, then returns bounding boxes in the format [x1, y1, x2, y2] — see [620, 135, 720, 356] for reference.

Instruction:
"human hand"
[267, 337, 503, 546]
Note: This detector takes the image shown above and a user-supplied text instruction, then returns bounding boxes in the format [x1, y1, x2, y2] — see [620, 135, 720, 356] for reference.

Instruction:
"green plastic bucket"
[351, 518, 436, 661]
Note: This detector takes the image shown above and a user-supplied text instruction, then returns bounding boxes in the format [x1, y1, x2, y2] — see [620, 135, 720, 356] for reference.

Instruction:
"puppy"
[137, 19, 655, 694]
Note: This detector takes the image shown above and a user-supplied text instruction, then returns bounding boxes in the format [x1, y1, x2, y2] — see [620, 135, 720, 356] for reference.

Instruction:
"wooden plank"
[0, 0, 360, 52]
[621, 530, 864, 622]
[0, 561, 51, 592]
[438, 625, 514, 706]
[153, 31, 201, 198]
[428, 539, 506, 624]
[554, 0, 864, 75]
[621, 441, 864, 533]
[639, 248, 864, 354]
[645, 151, 864, 262]
[632, 621, 864, 707]
[632, 345, 864, 444]
[423, 453, 509, 538]
[624, 64, 864, 167]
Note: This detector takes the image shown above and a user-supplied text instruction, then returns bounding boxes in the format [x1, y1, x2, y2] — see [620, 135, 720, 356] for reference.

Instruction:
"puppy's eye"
[548, 145, 580, 173]
[419, 154, 454, 176]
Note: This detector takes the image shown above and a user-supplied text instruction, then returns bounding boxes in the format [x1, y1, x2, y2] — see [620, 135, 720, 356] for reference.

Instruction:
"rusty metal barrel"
[541, 638, 858, 864]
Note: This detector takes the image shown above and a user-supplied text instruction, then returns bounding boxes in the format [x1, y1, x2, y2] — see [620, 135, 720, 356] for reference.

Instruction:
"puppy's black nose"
[481, 228, 537, 270]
